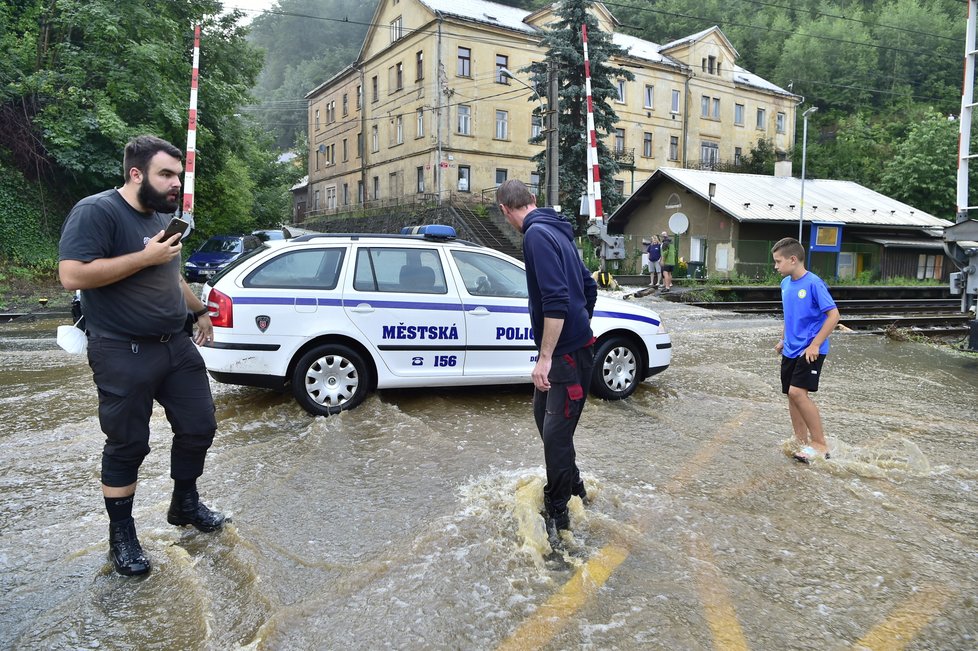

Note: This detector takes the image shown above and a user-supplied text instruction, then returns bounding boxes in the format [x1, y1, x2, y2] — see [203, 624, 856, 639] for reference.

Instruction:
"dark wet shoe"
[108, 517, 150, 576]
[544, 507, 570, 550]
[167, 490, 226, 532]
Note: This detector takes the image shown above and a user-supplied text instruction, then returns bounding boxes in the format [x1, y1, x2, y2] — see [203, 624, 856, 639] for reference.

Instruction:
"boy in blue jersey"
[771, 237, 840, 463]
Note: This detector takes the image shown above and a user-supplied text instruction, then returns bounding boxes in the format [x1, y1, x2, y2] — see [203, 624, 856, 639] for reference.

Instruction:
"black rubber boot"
[166, 490, 226, 532]
[572, 481, 589, 505]
[108, 517, 150, 576]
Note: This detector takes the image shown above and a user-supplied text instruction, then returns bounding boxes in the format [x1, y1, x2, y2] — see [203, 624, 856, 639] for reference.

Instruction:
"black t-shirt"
[59, 189, 187, 339]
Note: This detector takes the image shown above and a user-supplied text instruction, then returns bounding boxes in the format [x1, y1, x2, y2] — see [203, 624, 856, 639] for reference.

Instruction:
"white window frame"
[389, 16, 402, 43]
[756, 108, 767, 130]
[671, 89, 681, 114]
[416, 108, 424, 138]
[734, 103, 745, 126]
[458, 165, 470, 192]
[701, 141, 719, 166]
[395, 115, 403, 144]
[616, 79, 625, 103]
[644, 85, 654, 109]
[458, 105, 471, 135]
[371, 125, 379, 152]
[531, 114, 543, 139]
[776, 112, 786, 133]
[643, 132, 653, 158]
[669, 135, 679, 161]
[495, 110, 508, 140]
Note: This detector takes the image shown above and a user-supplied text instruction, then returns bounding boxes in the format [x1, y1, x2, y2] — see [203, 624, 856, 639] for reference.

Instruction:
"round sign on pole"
[668, 212, 689, 234]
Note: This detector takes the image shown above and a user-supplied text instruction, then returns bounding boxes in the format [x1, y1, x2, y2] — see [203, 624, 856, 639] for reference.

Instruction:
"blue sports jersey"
[780, 271, 837, 358]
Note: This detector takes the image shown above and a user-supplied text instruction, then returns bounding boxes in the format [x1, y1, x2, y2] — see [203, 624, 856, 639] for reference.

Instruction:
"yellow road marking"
[853, 585, 952, 651]
[497, 410, 752, 651]
[496, 545, 629, 651]
[687, 535, 750, 651]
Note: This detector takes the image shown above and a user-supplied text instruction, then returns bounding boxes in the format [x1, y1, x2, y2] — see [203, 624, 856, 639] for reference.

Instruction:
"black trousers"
[87, 333, 217, 487]
[533, 343, 594, 515]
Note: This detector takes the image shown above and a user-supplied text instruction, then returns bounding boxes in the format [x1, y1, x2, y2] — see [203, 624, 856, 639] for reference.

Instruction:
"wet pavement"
[1, 290, 976, 650]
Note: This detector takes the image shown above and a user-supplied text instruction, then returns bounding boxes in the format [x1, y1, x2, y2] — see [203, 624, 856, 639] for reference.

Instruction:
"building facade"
[302, 0, 800, 219]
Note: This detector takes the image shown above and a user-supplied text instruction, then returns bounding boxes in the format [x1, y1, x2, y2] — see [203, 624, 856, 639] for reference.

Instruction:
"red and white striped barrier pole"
[182, 24, 201, 229]
[582, 23, 603, 224]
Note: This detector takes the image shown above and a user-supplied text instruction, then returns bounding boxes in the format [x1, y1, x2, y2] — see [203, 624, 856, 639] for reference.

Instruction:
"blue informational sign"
[808, 223, 844, 253]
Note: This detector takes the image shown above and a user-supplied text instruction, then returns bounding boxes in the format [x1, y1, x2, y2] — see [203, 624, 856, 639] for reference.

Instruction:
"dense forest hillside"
[247, 0, 973, 219]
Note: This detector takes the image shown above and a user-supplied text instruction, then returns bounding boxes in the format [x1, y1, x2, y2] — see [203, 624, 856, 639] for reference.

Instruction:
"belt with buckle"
[129, 333, 180, 343]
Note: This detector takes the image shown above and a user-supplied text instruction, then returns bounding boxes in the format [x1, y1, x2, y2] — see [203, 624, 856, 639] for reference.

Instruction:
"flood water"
[1, 293, 976, 650]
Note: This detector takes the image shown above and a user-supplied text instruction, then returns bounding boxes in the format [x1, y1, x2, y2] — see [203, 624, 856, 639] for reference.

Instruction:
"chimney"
[774, 161, 793, 178]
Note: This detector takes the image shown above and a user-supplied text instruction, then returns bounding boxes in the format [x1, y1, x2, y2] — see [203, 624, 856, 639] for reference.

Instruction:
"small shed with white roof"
[608, 168, 950, 281]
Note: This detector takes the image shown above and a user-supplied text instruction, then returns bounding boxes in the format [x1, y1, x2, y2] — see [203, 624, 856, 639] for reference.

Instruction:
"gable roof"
[611, 168, 949, 231]
[659, 26, 739, 59]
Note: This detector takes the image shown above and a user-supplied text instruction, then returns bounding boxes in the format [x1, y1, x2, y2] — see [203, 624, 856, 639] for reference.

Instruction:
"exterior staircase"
[449, 202, 523, 261]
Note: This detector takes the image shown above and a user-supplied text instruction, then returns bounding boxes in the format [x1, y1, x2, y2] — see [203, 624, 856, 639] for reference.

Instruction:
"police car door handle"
[350, 303, 375, 313]
[467, 306, 490, 316]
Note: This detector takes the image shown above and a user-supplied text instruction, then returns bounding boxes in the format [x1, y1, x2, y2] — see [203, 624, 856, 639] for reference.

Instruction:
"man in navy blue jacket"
[497, 180, 598, 540]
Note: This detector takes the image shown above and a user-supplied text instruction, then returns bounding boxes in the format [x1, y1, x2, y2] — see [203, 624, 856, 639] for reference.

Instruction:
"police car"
[198, 225, 671, 415]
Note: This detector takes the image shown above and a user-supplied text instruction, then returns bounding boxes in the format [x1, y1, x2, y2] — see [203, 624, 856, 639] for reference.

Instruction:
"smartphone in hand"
[162, 217, 190, 245]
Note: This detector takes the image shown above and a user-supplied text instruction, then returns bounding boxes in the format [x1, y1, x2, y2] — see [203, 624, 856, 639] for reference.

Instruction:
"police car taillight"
[207, 288, 233, 328]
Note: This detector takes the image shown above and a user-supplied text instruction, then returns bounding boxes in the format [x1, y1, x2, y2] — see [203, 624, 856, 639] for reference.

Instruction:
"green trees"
[0, 0, 300, 265]
[528, 0, 633, 218]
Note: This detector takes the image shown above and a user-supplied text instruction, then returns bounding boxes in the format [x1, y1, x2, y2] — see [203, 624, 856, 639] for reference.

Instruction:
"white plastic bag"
[56, 318, 87, 355]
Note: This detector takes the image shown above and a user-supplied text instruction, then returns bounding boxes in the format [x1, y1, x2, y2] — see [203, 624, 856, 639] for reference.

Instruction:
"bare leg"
[787, 387, 828, 453]
[103, 481, 137, 498]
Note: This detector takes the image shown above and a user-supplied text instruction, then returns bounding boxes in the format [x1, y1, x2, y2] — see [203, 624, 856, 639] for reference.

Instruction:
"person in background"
[771, 237, 841, 463]
[646, 235, 662, 287]
[59, 135, 226, 577]
[660, 231, 677, 292]
[496, 179, 597, 544]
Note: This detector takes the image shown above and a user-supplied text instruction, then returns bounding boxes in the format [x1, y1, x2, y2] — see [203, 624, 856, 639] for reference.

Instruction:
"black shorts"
[781, 354, 826, 393]
[662, 264, 675, 272]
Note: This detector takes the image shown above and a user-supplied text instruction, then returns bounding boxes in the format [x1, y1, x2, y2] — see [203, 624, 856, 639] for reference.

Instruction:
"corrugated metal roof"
[656, 168, 949, 229]
[732, 65, 793, 97]
[612, 33, 679, 67]
[419, 0, 538, 33]
[859, 236, 945, 249]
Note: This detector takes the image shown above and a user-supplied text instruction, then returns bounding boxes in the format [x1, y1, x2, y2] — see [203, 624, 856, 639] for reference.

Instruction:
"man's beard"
[138, 177, 180, 213]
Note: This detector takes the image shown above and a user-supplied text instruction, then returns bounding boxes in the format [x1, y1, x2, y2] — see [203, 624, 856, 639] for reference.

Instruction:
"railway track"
[686, 298, 972, 335]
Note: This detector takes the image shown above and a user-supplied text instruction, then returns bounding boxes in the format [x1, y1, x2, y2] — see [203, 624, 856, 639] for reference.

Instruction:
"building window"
[701, 141, 719, 167]
[735, 103, 745, 126]
[356, 85, 362, 110]
[371, 125, 379, 152]
[614, 179, 625, 196]
[372, 176, 379, 200]
[643, 132, 653, 158]
[701, 95, 710, 118]
[529, 172, 540, 195]
[644, 85, 654, 109]
[315, 148, 320, 171]
[328, 100, 335, 123]
[708, 55, 716, 74]
[458, 165, 471, 192]
[614, 128, 625, 154]
[669, 136, 679, 161]
[417, 166, 425, 193]
[496, 54, 509, 84]
[495, 169, 507, 185]
[615, 79, 625, 103]
[917, 254, 944, 279]
[457, 47, 471, 77]
[671, 89, 681, 114]
[342, 138, 348, 161]
[458, 105, 471, 135]
[712, 97, 720, 120]
[396, 62, 403, 90]
[389, 172, 398, 197]
[315, 109, 320, 130]
[371, 76, 378, 103]
[495, 110, 508, 139]
[390, 16, 402, 43]
[776, 112, 786, 133]
[326, 186, 336, 210]
[357, 132, 363, 158]
[756, 108, 766, 129]
[395, 115, 403, 144]
[342, 94, 348, 117]
[531, 114, 543, 139]
[416, 108, 424, 138]
[313, 189, 320, 211]
[343, 183, 349, 205]
[357, 180, 364, 204]
[734, 146, 743, 166]
[416, 50, 424, 81]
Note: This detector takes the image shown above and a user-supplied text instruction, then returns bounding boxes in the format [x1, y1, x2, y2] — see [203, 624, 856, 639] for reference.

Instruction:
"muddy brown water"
[1, 293, 976, 650]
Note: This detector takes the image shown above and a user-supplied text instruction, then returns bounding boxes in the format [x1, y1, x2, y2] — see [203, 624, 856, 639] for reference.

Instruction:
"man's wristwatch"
[192, 307, 209, 322]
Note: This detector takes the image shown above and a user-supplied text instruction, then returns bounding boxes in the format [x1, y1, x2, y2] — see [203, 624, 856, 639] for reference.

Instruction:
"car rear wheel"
[590, 336, 643, 400]
[291, 344, 371, 415]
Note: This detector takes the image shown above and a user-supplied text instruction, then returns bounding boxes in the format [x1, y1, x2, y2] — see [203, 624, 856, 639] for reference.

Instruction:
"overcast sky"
[224, 0, 277, 24]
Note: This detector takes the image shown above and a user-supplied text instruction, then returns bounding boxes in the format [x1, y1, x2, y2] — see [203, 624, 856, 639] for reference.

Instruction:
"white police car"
[198, 225, 671, 415]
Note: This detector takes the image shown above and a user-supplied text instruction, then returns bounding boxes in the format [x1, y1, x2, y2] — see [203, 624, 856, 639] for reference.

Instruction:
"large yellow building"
[302, 0, 800, 216]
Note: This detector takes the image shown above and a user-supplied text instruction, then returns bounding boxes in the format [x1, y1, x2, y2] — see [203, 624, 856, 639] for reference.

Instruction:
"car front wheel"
[291, 344, 371, 415]
[590, 336, 643, 400]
